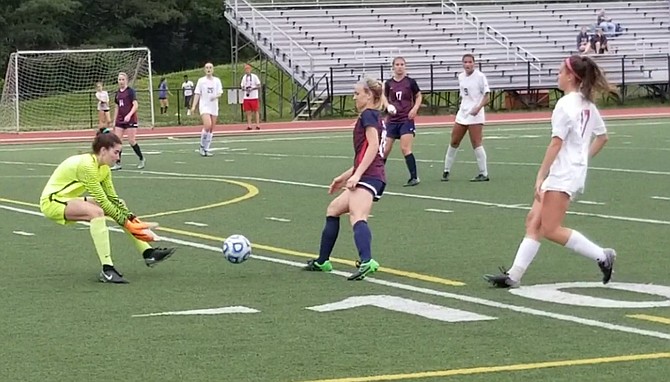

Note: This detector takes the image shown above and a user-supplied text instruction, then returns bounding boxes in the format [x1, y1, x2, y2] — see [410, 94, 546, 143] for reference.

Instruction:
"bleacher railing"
[328, 53, 670, 95]
[230, 0, 315, 78]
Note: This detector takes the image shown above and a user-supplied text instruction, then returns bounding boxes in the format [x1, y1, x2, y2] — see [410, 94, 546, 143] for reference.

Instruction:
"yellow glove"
[123, 217, 159, 242]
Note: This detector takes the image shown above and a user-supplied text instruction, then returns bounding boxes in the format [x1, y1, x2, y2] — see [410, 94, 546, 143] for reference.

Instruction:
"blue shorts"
[356, 177, 386, 202]
[386, 120, 416, 139]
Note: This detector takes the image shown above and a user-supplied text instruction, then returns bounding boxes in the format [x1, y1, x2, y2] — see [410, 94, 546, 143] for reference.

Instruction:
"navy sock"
[353, 220, 372, 263]
[317, 216, 340, 263]
[405, 153, 417, 179]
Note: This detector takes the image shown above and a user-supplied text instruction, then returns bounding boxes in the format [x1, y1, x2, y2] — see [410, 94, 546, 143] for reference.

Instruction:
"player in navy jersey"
[304, 77, 386, 281]
[382, 57, 422, 186]
[111, 72, 145, 170]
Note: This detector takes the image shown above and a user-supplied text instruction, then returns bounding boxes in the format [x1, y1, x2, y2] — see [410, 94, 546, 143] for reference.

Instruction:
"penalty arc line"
[2, 203, 670, 342]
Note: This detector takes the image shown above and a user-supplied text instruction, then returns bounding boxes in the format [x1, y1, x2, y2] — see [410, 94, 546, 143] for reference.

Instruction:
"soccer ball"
[222, 234, 252, 264]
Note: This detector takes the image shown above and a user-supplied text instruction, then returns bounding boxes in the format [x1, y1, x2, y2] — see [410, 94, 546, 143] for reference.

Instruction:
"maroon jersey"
[353, 109, 386, 182]
[114, 87, 138, 124]
[384, 77, 420, 123]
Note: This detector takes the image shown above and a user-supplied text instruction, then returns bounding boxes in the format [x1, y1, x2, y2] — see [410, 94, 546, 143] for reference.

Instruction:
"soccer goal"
[0, 47, 155, 132]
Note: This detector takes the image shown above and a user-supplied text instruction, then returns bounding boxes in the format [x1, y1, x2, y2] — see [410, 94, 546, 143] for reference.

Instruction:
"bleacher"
[225, 0, 670, 100]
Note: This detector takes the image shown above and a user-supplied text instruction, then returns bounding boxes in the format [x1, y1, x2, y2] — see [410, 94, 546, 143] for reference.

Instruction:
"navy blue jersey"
[384, 76, 420, 122]
[353, 109, 386, 182]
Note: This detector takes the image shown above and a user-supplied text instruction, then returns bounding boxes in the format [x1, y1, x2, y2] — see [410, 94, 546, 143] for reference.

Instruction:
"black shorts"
[184, 95, 193, 107]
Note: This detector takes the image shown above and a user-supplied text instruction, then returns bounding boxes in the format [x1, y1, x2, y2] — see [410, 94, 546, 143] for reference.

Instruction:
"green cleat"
[348, 259, 380, 281]
[303, 259, 333, 272]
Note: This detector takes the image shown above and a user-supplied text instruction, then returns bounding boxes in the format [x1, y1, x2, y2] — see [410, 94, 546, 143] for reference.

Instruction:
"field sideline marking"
[230, 152, 670, 177]
[295, 352, 670, 382]
[3, 202, 670, 344]
[1, 161, 668, 226]
[628, 314, 670, 325]
[2, 117, 667, 144]
[0, 197, 465, 287]
[0, 119, 668, 150]
[4, 155, 670, 177]
[132, 170, 670, 226]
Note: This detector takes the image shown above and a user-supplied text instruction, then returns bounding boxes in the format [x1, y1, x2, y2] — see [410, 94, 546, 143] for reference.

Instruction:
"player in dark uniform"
[111, 72, 145, 171]
[304, 77, 387, 281]
[383, 57, 422, 186]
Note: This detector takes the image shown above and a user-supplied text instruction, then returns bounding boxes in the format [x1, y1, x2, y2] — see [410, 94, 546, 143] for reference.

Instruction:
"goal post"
[0, 47, 154, 132]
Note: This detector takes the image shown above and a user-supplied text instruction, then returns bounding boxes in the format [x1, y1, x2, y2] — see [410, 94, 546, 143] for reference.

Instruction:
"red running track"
[0, 106, 668, 144]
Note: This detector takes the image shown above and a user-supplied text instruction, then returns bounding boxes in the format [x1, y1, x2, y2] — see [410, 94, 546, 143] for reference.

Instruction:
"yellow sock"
[90, 217, 112, 266]
[123, 228, 152, 255]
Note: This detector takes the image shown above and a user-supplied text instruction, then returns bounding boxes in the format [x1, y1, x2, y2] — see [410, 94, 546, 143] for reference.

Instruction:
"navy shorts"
[356, 177, 386, 202]
[115, 122, 138, 129]
[386, 120, 416, 139]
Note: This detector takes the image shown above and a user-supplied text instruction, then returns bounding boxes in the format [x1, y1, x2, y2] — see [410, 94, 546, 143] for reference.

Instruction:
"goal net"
[0, 47, 154, 132]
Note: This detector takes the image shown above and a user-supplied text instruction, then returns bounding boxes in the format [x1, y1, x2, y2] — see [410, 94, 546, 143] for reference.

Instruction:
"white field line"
[2, 203, 669, 341]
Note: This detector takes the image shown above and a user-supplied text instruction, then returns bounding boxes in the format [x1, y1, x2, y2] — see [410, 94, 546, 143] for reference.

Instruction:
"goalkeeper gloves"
[123, 215, 159, 242]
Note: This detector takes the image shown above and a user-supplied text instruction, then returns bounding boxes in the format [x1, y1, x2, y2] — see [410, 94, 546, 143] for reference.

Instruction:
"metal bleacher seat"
[227, 0, 670, 97]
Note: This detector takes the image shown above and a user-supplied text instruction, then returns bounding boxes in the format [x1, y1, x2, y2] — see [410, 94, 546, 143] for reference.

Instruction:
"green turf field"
[1, 118, 670, 381]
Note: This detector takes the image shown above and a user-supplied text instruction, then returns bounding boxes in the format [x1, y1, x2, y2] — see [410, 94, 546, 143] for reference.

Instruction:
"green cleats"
[303, 259, 333, 272]
[348, 259, 380, 281]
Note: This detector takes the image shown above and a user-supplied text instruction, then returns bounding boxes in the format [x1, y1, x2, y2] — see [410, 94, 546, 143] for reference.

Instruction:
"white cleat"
[137, 159, 145, 169]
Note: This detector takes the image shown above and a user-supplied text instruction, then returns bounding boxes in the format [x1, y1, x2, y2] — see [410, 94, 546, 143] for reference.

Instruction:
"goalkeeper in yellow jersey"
[39, 128, 176, 284]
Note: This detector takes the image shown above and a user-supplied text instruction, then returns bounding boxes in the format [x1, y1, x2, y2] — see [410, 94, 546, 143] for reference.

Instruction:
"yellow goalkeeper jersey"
[40, 153, 131, 224]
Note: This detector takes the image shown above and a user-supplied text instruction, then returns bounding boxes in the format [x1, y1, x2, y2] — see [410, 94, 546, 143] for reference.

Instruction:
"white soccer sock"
[199, 130, 207, 150]
[507, 237, 541, 283]
[204, 132, 214, 151]
[474, 146, 488, 176]
[444, 145, 458, 172]
[565, 230, 605, 262]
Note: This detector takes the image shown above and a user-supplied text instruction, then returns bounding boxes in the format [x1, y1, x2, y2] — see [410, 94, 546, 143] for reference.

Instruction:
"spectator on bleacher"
[591, 28, 609, 54]
[576, 27, 591, 54]
[596, 9, 616, 36]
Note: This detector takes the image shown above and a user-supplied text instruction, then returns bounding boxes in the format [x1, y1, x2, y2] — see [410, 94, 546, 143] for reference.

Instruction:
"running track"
[1, 106, 668, 144]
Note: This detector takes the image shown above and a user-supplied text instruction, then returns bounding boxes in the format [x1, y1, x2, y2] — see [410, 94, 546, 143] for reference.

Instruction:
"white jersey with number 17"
[542, 91, 607, 197]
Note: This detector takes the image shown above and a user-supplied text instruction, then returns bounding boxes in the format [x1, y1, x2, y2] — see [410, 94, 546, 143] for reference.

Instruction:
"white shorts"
[541, 174, 586, 201]
[199, 106, 219, 117]
[455, 109, 485, 126]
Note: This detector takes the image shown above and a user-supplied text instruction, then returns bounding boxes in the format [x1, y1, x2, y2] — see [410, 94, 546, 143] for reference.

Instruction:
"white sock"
[507, 237, 541, 283]
[444, 145, 458, 172]
[565, 230, 604, 262]
[199, 130, 207, 150]
[204, 132, 214, 151]
[474, 146, 488, 176]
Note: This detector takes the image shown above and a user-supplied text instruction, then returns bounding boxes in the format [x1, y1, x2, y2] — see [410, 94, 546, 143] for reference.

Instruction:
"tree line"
[0, 0, 246, 77]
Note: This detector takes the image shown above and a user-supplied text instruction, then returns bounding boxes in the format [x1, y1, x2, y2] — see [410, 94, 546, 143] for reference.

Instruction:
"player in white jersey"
[95, 82, 111, 129]
[191, 62, 223, 156]
[442, 54, 491, 182]
[485, 55, 617, 288]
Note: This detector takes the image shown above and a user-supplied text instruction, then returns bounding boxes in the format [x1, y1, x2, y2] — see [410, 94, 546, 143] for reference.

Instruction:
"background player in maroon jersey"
[382, 57, 422, 186]
[111, 72, 144, 170]
[304, 77, 386, 281]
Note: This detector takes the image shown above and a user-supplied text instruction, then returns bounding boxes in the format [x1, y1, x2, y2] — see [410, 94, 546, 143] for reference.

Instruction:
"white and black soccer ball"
[222, 234, 252, 264]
